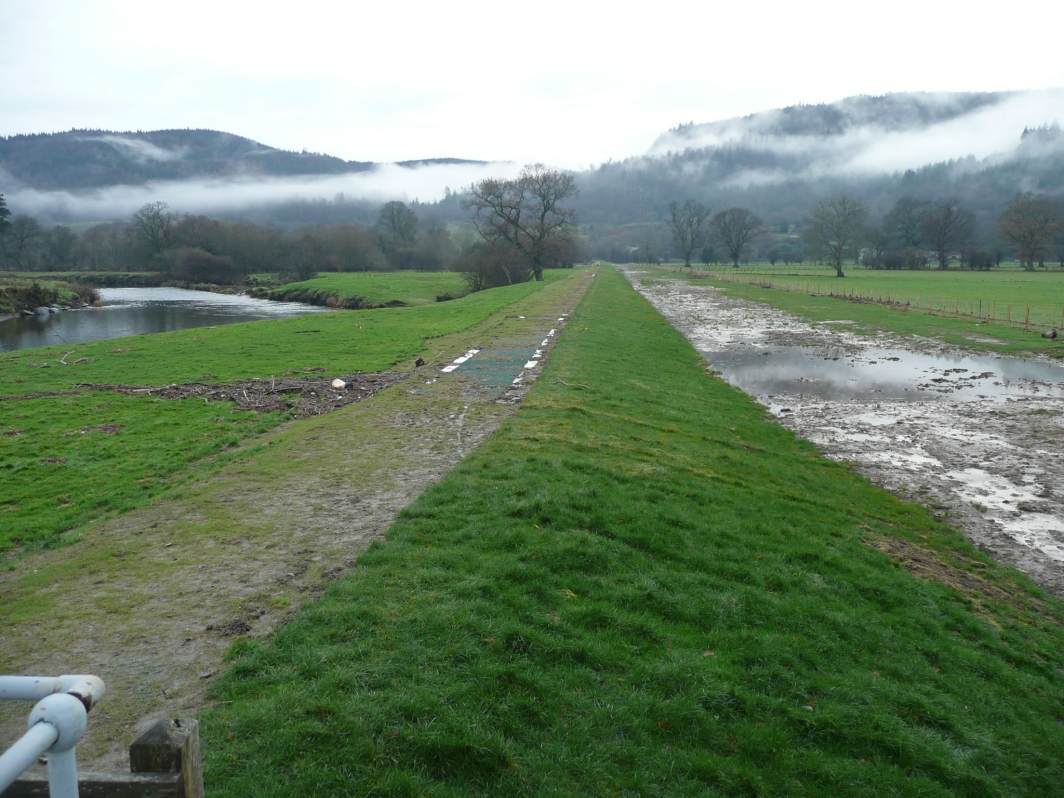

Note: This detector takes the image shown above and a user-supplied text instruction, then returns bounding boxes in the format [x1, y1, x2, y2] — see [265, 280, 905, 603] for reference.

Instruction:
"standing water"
[0, 288, 331, 353]
[624, 268, 1064, 599]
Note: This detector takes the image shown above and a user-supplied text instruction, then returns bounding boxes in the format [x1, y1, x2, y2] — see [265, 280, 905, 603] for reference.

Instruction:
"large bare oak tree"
[466, 164, 577, 282]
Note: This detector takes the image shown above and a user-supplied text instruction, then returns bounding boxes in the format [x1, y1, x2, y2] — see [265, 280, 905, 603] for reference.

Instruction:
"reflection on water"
[1, 288, 331, 352]
[705, 344, 1064, 402]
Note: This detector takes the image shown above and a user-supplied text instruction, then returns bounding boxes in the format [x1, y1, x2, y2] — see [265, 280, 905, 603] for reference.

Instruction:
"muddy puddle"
[624, 269, 1064, 599]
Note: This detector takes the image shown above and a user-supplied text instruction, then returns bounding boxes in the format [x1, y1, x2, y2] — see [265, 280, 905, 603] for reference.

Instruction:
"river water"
[0, 288, 330, 353]
[623, 268, 1064, 599]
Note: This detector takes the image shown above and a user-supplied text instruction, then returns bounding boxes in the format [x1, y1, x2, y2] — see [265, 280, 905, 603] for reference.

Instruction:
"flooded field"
[625, 269, 1064, 598]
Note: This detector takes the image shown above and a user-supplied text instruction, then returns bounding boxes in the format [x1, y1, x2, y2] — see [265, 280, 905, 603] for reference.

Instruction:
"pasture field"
[0, 273, 565, 552]
[254, 271, 469, 307]
[654, 266, 1064, 356]
[202, 267, 1064, 796]
[690, 265, 1064, 320]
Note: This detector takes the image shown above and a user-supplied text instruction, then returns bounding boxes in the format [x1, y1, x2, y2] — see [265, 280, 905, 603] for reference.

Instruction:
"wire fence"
[666, 266, 1064, 333]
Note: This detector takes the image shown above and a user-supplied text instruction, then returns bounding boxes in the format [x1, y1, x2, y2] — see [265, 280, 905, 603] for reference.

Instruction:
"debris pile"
[72, 372, 409, 418]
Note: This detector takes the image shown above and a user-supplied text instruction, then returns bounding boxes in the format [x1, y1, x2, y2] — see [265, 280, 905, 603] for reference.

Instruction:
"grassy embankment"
[659, 266, 1064, 356]
[202, 267, 1064, 796]
[0, 276, 100, 315]
[250, 271, 470, 308]
[0, 273, 566, 553]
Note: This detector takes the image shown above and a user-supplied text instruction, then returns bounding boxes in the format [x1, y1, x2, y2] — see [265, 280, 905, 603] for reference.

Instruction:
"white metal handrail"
[0, 675, 105, 798]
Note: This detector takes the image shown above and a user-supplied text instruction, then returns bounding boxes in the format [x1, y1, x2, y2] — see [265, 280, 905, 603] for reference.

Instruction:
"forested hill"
[650, 92, 1012, 152]
[576, 90, 1064, 229]
[0, 129, 487, 191]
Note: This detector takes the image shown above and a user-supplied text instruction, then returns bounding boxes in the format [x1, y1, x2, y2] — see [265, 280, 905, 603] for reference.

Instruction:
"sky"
[2, 1, 1063, 172]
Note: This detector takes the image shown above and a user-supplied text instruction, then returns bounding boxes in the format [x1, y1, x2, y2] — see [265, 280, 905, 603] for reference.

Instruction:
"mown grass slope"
[202, 268, 1064, 796]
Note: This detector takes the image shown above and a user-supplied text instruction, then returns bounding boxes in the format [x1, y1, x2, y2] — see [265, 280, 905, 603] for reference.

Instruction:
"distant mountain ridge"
[0, 129, 483, 191]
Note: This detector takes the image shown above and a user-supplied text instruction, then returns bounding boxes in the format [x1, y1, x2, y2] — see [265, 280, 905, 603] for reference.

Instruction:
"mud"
[624, 268, 1064, 600]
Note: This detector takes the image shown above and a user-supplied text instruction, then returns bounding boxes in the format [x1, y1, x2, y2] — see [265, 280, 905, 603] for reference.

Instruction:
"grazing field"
[691, 265, 1064, 319]
[654, 267, 1064, 356]
[202, 267, 1064, 796]
[254, 271, 470, 307]
[0, 274, 565, 551]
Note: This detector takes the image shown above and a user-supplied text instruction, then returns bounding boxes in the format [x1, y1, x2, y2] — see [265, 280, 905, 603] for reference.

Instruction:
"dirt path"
[624, 268, 1064, 600]
[0, 271, 594, 772]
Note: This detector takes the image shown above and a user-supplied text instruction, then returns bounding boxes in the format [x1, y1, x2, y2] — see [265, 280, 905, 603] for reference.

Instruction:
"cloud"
[84, 135, 188, 163]
[4, 161, 523, 221]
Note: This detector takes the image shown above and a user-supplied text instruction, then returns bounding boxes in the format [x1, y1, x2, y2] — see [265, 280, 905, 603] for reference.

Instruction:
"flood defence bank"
[200, 267, 1064, 797]
[625, 268, 1064, 600]
[0, 270, 595, 774]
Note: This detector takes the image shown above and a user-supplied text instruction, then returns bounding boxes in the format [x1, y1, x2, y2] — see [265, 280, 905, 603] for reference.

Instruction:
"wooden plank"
[7, 771, 181, 797]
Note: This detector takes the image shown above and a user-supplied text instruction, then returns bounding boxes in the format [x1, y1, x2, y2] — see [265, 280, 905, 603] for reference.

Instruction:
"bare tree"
[377, 201, 419, 255]
[864, 225, 892, 267]
[466, 164, 577, 282]
[885, 196, 928, 248]
[667, 200, 710, 267]
[131, 201, 172, 257]
[920, 198, 975, 270]
[998, 193, 1064, 270]
[711, 207, 763, 268]
[804, 195, 868, 277]
[43, 225, 78, 270]
[3, 214, 42, 270]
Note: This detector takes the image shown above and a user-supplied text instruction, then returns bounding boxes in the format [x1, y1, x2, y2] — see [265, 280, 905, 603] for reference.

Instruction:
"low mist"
[3, 161, 521, 222]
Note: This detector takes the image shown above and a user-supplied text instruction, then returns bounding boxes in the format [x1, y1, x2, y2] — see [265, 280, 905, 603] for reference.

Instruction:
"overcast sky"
[2, 1, 1063, 170]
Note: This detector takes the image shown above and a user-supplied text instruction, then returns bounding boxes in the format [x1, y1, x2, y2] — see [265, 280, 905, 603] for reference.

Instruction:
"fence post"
[129, 719, 205, 798]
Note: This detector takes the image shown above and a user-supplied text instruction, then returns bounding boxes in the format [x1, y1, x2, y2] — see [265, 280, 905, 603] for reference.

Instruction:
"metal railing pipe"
[0, 721, 60, 793]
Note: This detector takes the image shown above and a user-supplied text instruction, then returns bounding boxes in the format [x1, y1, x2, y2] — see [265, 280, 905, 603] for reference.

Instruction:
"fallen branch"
[58, 350, 75, 365]
[554, 380, 593, 390]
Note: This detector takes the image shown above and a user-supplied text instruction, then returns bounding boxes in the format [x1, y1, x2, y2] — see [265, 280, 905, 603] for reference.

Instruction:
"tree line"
[662, 192, 1064, 275]
[0, 169, 586, 289]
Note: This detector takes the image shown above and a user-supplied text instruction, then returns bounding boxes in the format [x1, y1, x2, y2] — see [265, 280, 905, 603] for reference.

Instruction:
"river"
[0, 288, 331, 353]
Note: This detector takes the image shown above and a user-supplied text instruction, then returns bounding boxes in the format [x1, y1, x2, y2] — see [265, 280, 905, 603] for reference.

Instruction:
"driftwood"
[69, 372, 409, 419]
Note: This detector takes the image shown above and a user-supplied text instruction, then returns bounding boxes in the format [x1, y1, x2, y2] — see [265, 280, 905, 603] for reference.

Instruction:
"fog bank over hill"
[0, 128, 507, 222]
[4, 162, 521, 223]
[1, 91, 1062, 227]
[577, 90, 1064, 230]
[648, 90, 1064, 182]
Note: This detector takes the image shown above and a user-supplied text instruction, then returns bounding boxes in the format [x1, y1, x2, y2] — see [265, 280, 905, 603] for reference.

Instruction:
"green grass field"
[692, 266, 1064, 322]
[651, 267, 1064, 356]
[0, 274, 566, 551]
[201, 267, 1064, 796]
[260, 271, 470, 308]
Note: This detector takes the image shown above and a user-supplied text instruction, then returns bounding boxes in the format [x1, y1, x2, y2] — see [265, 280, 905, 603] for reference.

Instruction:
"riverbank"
[0, 277, 99, 315]
[247, 271, 470, 309]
